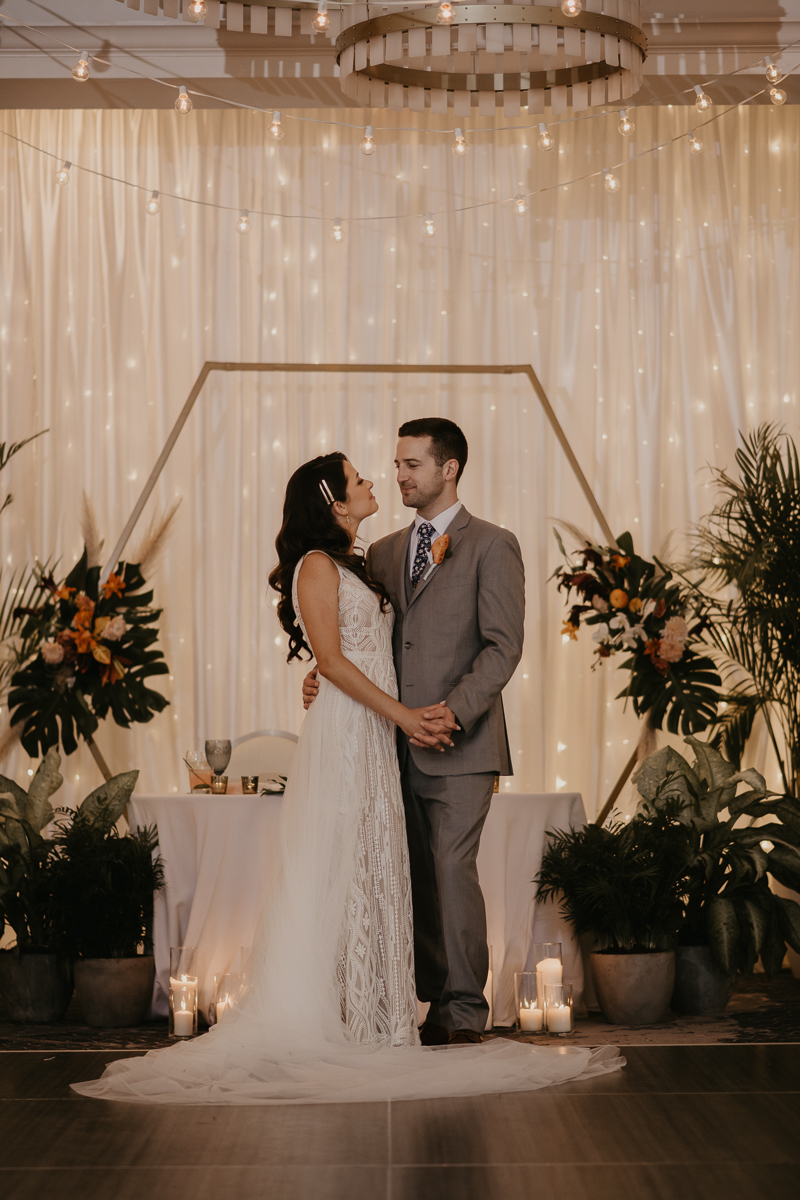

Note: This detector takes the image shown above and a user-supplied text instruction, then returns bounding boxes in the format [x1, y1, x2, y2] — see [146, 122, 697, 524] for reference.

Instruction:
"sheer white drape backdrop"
[1, 105, 798, 813]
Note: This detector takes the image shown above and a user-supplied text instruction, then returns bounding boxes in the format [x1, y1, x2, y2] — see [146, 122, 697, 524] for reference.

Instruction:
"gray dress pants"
[400, 755, 495, 1034]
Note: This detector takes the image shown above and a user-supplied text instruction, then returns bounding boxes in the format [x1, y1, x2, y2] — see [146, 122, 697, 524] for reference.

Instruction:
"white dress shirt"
[408, 500, 462, 575]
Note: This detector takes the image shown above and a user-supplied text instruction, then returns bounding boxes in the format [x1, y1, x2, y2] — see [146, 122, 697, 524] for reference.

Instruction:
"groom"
[305, 418, 524, 1045]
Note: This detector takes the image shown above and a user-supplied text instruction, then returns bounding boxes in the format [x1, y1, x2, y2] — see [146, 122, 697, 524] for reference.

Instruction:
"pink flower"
[41, 640, 65, 665]
[103, 615, 128, 641]
[75, 593, 94, 611]
[591, 595, 609, 613]
[658, 638, 685, 663]
[663, 616, 688, 642]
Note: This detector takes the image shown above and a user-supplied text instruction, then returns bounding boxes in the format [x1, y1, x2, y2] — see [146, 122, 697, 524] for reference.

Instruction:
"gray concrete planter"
[671, 945, 731, 1015]
[590, 950, 675, 1025]
[74, 956, 155, 1027]
[0, 952, 73, 1023]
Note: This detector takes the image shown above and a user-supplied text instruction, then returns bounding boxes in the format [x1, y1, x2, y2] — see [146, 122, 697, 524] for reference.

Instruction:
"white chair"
[227, 729, 298, 781]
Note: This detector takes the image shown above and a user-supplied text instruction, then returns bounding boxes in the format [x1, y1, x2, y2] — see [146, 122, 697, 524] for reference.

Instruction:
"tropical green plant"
[48, 768, 164, 959]
[535, 810, 690, 952]
[553, 530, 721, 734]
[0, 748, 63, 953]
[8, 550, 169, 759]
[0, 431, 48, 702]
[634, 737, 800, 975]
[688, 425, 800, 796]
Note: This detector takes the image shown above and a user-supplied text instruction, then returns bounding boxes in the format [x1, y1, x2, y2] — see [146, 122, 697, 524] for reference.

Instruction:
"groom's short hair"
[398, 418, 469, 483]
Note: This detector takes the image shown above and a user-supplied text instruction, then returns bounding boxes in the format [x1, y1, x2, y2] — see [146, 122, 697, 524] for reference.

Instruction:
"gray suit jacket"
[366, 507, 525, 778]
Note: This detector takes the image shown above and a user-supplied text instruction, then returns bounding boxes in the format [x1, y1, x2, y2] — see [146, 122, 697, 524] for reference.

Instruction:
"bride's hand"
[400, 704, 457, 751]
[302, 666, 319, 710]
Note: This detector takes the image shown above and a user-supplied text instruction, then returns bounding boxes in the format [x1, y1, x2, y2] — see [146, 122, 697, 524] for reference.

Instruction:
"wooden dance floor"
[1, 1044, 798, 1199]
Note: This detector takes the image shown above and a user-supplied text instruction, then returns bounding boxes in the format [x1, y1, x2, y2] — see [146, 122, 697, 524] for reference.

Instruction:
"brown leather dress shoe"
[448, 1029, 483, 1045]
[419, 1021, 450, 1047]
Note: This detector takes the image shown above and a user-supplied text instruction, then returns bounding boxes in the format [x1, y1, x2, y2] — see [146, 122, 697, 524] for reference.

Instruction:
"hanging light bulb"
[603, 170, 620, 194]
[72, 51, 90, 82]
[770, 86, 787, 106]
[617, 109, 634, 136]
[269, 112, 285, 141]
[55, 160, 71, 186]
[186, 0, 207, 20]
[688, 132, 703, 154]
[174, 86, 193, 114]
[765, 57, 782, 84]
[452, 128, 469, 156]
[313, 1, 329, 32]
[146, 190, 160, 216]
[538, 123, 555, 151]
[237, 209, 250, 234]
[514, 194, 528, 215]
[424, 214, 437, 237]
[332, 218, 344, 242]
[694, 84, 711, 112]
[560, 0, 582, 16]
[360, 126, 376, 155]
[436, 2, 455, 23]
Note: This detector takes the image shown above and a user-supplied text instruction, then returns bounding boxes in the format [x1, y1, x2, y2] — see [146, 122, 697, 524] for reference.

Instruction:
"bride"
[73, 452, 622, 1104]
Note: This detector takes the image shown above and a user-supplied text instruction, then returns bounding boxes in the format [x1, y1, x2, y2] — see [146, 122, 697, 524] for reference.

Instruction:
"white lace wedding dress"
[73, 554, 622, 1104]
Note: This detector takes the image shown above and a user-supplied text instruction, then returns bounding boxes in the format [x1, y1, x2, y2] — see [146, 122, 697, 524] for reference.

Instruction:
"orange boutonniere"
[421, 533, 454, 583]
[431, 534, 450, 564]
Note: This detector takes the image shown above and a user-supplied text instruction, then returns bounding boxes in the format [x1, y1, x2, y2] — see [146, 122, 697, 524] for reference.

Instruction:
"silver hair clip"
[319, 478, 335, 505]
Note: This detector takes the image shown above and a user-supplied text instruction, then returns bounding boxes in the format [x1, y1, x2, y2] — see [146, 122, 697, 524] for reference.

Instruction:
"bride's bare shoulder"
[297, 551, 340, 587]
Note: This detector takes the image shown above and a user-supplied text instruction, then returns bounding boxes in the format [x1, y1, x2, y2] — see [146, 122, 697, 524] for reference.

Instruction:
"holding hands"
[303, 667, 459, 752]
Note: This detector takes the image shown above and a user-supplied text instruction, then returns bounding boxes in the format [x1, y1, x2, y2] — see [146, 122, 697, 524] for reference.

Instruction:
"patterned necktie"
[411, 522, 435, 589]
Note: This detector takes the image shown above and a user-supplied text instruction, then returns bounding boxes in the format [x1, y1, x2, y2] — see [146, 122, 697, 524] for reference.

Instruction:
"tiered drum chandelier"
[337, 2, 647, 114]
[120, 0, 647, 116]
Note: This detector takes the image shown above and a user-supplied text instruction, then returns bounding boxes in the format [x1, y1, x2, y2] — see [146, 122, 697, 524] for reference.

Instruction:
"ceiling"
[1, 1, 798, 109]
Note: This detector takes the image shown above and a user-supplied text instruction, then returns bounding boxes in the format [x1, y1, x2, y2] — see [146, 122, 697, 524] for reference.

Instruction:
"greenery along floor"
[1, 972, 798, 1052]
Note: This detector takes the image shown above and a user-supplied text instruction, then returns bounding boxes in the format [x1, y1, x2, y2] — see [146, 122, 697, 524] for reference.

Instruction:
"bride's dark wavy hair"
[268, 452, 390, 662]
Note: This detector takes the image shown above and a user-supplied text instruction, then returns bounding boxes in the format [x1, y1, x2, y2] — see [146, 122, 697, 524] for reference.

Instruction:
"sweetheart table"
[129, 790, 588, 1027]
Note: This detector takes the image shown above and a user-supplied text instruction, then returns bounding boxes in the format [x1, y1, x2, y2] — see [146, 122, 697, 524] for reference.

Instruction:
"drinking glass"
[205, 739, 232, 777]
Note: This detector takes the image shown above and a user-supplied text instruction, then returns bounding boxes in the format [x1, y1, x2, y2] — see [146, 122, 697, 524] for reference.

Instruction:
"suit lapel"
[407, 506, 472, 608]
[394, 522, 415, 614]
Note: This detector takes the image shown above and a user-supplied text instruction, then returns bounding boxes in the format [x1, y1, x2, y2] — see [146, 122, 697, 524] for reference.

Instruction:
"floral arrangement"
[553, 530, 720, 734]
[8, 548, 169, 758]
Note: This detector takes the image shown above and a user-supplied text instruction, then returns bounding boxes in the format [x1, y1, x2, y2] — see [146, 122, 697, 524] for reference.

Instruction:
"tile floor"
[1, 1045, 798, 1199]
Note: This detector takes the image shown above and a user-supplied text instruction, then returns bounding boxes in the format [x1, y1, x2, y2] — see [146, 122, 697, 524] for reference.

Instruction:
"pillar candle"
[173, 1007, 194, 1036]
[519, 1005, 543, 1031]
[546, 1005, 572, 1033]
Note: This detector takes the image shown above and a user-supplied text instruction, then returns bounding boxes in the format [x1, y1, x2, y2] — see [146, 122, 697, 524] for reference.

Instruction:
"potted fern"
[0, 748, 72, 1022]
[48, 769, 164, 1027]
[536, 812, 688, 1025]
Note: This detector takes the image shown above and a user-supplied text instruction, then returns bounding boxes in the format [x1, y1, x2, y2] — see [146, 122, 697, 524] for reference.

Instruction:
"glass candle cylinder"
[514, 971, 543, 1032]
[531, 942, 563, 1006]
[169, 946, 199, 1038]
[213, 971, 244, 1024]
[543, 982, 574, 1035]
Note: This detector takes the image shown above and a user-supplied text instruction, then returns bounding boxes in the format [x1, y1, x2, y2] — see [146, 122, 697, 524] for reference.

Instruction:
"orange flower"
[73, 607, 94, 631]
[102, 572, 126, 600]
[431, 534, 450, 565]
[609, 589, 629, 609]
[73, 628, 97, 654]
[54, 584, 76, 601]
[561, 621, 579, 642]
[611, 554, 630, 570]
[629, 597, 643, 614]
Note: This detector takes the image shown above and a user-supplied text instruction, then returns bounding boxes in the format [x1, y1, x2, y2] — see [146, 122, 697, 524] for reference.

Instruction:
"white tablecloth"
[130, 790, 587, 1025]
